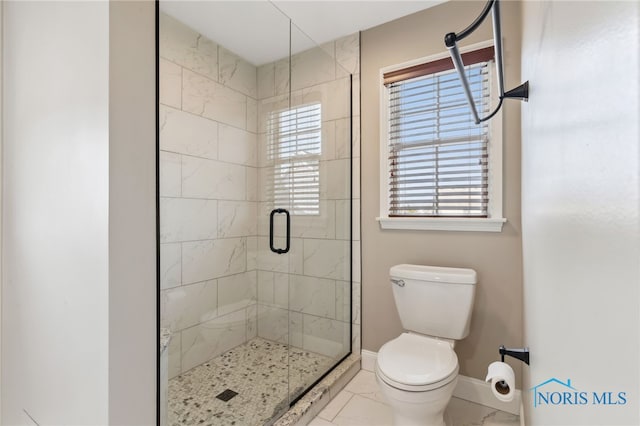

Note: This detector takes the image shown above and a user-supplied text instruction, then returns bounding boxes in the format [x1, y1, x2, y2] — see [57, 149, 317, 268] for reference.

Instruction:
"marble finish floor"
[168, 337, 335, 426]
[310, 370, 520, 426]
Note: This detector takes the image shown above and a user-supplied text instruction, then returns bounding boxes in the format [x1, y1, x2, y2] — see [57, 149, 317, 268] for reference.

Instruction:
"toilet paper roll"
[485, 361, 515, 402]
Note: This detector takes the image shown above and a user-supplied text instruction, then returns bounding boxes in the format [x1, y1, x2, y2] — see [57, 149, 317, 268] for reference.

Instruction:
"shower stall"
[158, 2, 355, 424]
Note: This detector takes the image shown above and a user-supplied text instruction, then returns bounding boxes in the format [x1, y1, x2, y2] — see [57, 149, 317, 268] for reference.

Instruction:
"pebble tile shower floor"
[168, 337, 335, 426]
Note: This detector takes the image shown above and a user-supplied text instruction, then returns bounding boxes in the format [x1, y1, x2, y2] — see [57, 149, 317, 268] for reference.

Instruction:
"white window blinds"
[268, 104, 321, 215]
[386, 56, 492, 218]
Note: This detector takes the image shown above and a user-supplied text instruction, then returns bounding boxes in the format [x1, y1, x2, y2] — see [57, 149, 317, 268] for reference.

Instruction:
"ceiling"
[160, 1, 446, 66]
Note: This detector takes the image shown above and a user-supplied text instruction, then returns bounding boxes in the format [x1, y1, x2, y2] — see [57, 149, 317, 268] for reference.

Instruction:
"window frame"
[378, 40, 506, 232]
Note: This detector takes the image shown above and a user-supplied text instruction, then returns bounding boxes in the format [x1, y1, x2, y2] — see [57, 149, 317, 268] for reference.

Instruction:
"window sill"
[377, 216, 507, 232]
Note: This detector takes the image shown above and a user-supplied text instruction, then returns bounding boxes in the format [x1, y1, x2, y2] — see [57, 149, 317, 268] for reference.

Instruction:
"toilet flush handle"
[391, 278, 405, 287]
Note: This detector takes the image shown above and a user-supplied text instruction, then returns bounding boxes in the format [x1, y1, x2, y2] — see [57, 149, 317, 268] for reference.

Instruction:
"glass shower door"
[285, 23, 353, 403]
[256, 20, 353, 407]
[253, 23, 294, 423]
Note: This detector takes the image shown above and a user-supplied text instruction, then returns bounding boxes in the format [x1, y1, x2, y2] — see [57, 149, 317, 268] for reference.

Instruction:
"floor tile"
[318, 389, 354, 421]
[446, 397, 520, 426]
[308, 417, 336, 426]
[311, 369, 520, 426]
[344, 370, 387, 404]
[332, 394, 394, 426]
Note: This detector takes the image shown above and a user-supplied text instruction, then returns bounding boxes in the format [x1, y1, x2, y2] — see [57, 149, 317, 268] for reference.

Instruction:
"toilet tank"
[390, 264, 477, 340]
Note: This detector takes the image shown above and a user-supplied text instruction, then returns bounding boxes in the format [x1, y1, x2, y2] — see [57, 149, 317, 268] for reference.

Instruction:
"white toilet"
[375, 264, 477, 426]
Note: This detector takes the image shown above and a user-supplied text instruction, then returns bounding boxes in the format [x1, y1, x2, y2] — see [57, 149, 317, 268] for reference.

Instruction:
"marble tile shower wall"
[255, 34, 361, 360]
[159, 11, 362, 380]
[159, 13, 259, 379]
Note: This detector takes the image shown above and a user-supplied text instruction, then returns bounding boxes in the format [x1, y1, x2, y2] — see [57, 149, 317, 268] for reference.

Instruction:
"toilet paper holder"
[499, 345, 530, 365]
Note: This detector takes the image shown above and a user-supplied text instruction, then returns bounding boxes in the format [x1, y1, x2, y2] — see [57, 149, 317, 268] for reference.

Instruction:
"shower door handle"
[269, 208, 290, 254]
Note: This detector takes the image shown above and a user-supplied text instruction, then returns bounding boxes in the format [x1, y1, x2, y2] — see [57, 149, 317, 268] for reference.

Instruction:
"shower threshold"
[168, 337, 334, 426]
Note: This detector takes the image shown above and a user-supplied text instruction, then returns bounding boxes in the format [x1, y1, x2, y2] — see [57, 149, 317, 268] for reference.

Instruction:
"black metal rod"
[447, 43, 481, 124]
[491, 0, 505, 98]
[457, 0, 496, 42]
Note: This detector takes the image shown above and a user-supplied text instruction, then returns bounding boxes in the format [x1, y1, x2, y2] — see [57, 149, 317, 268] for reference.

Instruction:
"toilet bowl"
[378, 265, 477, 426]
[375, 332, 459, 426]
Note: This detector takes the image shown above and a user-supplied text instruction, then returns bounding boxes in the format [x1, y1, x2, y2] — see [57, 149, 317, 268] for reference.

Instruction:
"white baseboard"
[455, 374, 521, 415]
[361, 349, 377, 372]
[360, 350, 521, 416]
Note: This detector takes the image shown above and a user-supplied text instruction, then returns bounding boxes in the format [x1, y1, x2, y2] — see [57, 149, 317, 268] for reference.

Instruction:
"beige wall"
[109, 2, 156, 424]
[360, 0, 524, 384]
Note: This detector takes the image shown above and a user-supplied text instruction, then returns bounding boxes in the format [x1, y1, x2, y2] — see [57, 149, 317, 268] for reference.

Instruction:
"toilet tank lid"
[390, 264, 476, 284]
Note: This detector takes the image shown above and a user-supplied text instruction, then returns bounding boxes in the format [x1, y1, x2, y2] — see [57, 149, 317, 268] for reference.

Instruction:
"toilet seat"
[376, 333, 459, 392]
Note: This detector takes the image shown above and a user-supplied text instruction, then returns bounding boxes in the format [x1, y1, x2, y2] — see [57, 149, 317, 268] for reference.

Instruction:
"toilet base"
[376, 369, 458, 426]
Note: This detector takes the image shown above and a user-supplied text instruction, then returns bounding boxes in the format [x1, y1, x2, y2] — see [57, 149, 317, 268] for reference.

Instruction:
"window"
[378, 44, 505, 232]
[268, 103, 321, 215]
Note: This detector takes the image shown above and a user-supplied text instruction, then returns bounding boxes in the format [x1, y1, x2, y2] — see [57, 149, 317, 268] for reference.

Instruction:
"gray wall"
[360, 0, 524, 384]
[521, 1, 639, 424]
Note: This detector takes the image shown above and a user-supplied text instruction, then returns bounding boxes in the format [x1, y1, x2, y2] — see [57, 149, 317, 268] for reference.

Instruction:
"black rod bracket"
[502, 81, 529, 102]
[499, 345, 530, 365]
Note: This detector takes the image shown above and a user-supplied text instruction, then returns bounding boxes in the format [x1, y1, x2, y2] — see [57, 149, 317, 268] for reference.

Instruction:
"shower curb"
[273, 354, 361, 426]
